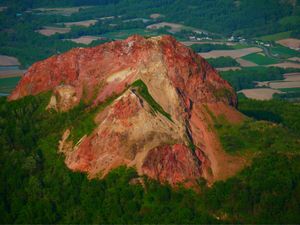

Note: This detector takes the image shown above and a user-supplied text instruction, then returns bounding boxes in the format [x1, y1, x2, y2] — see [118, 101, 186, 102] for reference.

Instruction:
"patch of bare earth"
[150, 13, 163, 19]
[182, 41, 237, 47]
[0, 55, 20, 66]
[289, 57, 300, 62]
[256, 73, 300, 89]
[37, 26, 71, 36]
[236, 58, 258, 67]
[60, 19, 98, 28]
[216, 67, 241, 72]
[0, 70, 25, 78]
[199, 47, 262, 59]
[67, 36, 105, 45]
[276, 38, 300, 50]
[284, 72, 300, 80]
[147, 22, 185, 33]
[267, 62, 300, 69]
[32, 6, 92, 16]
[238, 88, 283, 100]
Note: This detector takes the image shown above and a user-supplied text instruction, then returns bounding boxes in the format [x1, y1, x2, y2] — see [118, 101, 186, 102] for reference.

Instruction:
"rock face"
[9, 35, 245, 187]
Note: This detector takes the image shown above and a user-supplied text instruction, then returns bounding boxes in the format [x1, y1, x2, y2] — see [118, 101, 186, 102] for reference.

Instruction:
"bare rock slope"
[10, 35, 245, 186]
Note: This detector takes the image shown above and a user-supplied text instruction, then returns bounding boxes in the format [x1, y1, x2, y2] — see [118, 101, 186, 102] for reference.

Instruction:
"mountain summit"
[9, 35, 245, 187]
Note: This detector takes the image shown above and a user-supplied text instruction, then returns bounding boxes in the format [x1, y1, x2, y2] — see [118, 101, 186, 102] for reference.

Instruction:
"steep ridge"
[9, 35, 245, 187]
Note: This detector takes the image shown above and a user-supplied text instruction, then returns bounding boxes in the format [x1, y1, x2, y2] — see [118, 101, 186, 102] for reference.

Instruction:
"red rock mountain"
[10, 35, 245, 187]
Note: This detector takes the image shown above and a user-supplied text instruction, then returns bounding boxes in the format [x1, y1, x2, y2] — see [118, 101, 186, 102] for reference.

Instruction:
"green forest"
[0, 93, 300, 224]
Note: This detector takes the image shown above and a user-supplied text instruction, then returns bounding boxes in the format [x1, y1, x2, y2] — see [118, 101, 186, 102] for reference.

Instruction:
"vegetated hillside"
[0, 0, 299, 68]
[1, 0, 298, 36]
[1, 86, 300, 223]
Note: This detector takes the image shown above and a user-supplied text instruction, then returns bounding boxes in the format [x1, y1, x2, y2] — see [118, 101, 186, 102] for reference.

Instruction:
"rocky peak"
[9, 35, 245, 187]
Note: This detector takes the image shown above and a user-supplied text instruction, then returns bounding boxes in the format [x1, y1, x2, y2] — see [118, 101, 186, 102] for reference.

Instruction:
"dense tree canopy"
[0, 93, 300, 224]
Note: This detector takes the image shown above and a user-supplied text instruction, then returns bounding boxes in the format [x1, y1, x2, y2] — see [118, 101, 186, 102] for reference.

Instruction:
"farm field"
[31, 6, 93, 16]
[267, 62, 300, 69]
[238, 88, 282, 100]
[271, 44, 300, 58]
[236, 58, 258, 67]
[278, 87, 300, 92]
[147, 22, 186, 33]
[242, 53, 280, 65]
[199, 47, 262, 59]
[0, 55, 20, 66]
[37, 26, 71, 36]
[242, 73, 300, 100]
[289, 57, 300, 62]
[258, 31, 292, 41]
[216, 67, 241, 72]
[67, 36, 106, 44]
[182, 41, 237, 46]
[0, 69, 25, 78]
[276, 38, 300, 50]
[149, 13, 164, 19]
[101, 28, 160, 39]
[60, 19, 98, 28]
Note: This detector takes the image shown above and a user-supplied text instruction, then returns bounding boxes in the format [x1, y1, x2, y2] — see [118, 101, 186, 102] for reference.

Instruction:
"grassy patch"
[258, 31, 292, 41]
[207, 56, 240, 68]
[214, 117, 300, 155]
[0, 77, 20, 94]
[271, 44, 300, 58]
[69, 93, 123, 143]
[131, 79, 172, 122]
[242, 53, 280, 65]
[278, 87, 300, 92]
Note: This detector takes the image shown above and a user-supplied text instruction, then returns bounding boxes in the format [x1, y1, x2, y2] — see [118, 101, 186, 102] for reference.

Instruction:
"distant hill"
[1, 0, 299, 36]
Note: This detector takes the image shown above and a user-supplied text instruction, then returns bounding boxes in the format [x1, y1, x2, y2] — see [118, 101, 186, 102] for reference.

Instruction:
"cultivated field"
[32, 6, 93, 16]
[267, 62, 300, 69]
[216, 67, 241, 72]
[147, 22, 185, 33]
[256, 73, 300, 90]
[276, 38, 300, 50]
[242, 53, 280, 65]
[258, 31, 292, 41]
[0, 55, 20, 66]
[289, 57, 300, 62]
[239, 88, 282, 100]
[0, 69, 25, 78]
[37, 26, 71, 36]
[67, 36, 105, 44]
[182, 41, 237, 46]
[199, 47, 262, 59]
[236, 58, 258, 67]
[150, 13, 163, 19]
[60, 19, 98, 28]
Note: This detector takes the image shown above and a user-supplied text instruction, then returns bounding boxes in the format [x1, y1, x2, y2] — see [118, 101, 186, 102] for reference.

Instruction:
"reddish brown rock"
[141, 144, 208, 186]
[9, 35, 245, 187]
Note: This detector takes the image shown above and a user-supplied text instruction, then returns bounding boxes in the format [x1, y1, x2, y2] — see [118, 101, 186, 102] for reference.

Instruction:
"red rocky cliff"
[10, 35, 245, 187]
